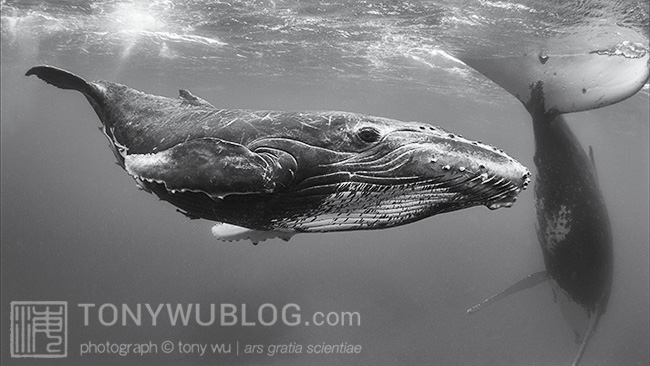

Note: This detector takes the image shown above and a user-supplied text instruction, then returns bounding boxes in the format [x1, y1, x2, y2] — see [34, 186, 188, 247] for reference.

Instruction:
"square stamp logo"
[10, 301, 68, 358]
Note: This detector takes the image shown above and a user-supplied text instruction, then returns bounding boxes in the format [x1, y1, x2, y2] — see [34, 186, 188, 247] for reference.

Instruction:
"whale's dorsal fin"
[211, 222, 295, 245]
[467, 271, 548, 314]
[179, 89, 216, 108]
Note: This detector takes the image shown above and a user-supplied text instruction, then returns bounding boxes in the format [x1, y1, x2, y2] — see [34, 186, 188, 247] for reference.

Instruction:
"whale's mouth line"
[288, 169, 525, 207]
[267, 173, 525, 232]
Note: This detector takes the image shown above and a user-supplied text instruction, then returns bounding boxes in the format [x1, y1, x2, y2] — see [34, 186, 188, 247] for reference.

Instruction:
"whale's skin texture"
[26, 65, 531, 235]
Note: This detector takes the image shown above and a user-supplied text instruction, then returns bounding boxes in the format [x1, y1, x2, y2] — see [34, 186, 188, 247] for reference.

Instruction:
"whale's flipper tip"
[211, 222, 295, 245]
[467, 271, 548, 314]
[26, 65, 91, 94]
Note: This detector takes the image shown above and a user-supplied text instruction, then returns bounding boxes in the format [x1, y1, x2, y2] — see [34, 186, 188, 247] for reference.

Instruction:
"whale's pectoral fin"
[588, 146, 599, 181]
[176, 209, 201, 220]
[467, 271, 548, 314]
[212, 222, 296, 245]
[178, 89, 216, 108]
[124, 137, 297, 198]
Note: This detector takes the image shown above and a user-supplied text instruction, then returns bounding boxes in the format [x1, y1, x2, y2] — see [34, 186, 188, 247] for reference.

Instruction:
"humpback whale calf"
[463, 42, 648, 366]
[26, 65, 530, 243]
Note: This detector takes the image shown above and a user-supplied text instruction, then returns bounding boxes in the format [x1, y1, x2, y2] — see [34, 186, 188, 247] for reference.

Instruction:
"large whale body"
[26, 66, 530, 243]
[464, 40, 648, 366]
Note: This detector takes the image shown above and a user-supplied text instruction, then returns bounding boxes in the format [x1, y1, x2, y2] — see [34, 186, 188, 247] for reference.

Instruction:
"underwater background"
[2, 0, 648, 365]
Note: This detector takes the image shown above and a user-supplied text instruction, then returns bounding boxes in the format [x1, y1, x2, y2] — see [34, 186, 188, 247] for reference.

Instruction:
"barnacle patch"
[544, 204, 572, 253]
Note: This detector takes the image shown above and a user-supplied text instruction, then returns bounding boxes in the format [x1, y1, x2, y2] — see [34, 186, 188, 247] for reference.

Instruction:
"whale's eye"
[358, 127, 381, 143]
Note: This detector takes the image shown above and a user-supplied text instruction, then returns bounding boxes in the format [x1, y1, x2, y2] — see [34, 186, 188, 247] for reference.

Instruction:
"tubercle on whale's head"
[315, 120, 531, 213]
[403, 128, 531, 211]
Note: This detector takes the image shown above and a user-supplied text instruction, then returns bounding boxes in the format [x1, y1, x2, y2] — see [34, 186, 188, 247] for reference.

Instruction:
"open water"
[1, 1, 648, 365]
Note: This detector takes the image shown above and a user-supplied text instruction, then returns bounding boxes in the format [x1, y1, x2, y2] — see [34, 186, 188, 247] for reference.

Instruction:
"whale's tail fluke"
[459, 42, 649, 117]
[26, 65, 94, 95]
[26, 65, 109, 118]
[26, 65, 127, 166]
